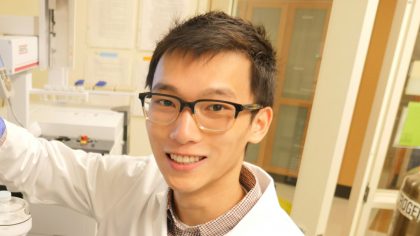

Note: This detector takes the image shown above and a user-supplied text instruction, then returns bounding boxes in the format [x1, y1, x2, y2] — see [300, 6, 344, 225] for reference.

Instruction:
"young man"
[0, 12, 303, 235]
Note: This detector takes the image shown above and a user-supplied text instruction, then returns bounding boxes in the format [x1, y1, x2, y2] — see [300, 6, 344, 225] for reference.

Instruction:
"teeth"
[170, 154, 202, 164]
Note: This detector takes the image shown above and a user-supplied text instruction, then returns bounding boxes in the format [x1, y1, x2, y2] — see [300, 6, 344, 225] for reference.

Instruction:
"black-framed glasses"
[138, 92, 262, 132]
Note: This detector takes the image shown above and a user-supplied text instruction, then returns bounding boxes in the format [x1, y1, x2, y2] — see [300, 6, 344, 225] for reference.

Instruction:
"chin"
[166, 177, 200, 194]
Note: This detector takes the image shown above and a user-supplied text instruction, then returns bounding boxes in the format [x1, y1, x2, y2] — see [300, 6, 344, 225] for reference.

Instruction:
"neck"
[172, 172, 246, 226]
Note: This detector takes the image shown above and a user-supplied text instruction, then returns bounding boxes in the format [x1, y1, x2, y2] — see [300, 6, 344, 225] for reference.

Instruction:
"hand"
[0, 117, 5, 137]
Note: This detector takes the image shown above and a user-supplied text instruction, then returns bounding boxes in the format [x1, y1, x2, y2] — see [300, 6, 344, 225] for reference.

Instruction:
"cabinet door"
[241, 1, 331, 177]
[242, 1, 288, 165]
[268, 5, 329, 176]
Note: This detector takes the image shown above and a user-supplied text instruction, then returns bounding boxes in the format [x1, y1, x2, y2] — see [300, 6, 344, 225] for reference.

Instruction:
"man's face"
[146, 51, 270, 195]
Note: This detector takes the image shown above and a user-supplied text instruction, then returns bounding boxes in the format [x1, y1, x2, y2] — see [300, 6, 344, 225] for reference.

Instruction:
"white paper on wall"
[84, 50, 133, 107]
[406, 60, 420, 96]
[132, 53, 151, 90]
[85, 50, 132, 88]
[88, 0, 137, 48]
[137, 0, 198, 51]
[130, 53, 152, 116]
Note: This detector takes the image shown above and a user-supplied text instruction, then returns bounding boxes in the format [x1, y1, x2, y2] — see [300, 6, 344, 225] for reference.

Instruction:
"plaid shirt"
[167, 165, 261, 236]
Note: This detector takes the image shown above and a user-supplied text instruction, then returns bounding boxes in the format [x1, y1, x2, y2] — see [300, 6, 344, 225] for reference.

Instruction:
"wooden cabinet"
[237, 0, 331, 177]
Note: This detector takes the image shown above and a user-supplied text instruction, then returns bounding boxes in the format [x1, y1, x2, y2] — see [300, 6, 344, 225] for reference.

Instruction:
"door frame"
[290, 0, 380, 235]
[343, 0, 420, 235]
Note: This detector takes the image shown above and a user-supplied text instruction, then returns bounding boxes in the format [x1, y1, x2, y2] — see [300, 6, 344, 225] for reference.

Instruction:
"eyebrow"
[151, 83, 178, 92]
[152, 82, 237, 99]
[200, 88, 237, 99]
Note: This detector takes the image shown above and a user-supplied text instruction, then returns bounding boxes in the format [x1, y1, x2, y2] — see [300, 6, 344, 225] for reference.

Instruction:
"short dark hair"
[145, 11, 277, 107]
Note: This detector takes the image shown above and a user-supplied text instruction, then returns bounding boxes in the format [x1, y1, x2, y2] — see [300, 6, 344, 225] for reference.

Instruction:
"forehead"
[152, 51, 253, 101]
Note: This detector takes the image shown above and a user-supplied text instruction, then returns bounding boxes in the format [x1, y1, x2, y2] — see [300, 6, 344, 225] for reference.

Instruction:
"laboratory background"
[0, 0, 420, 235]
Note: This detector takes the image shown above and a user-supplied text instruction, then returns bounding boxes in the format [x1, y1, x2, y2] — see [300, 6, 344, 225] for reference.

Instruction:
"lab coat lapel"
[152, 189, 168, 236]
[226, 182, 280, 235]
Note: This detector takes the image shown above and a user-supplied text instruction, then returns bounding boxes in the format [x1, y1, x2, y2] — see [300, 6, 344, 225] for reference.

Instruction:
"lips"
[168, 153, 206, 164]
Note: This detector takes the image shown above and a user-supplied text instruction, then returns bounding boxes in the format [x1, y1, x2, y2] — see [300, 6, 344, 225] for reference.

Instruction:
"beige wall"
[0, 0, 38, 16]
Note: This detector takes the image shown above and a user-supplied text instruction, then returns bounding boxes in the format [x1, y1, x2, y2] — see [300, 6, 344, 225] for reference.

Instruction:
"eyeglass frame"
[138, 92, 263, 130]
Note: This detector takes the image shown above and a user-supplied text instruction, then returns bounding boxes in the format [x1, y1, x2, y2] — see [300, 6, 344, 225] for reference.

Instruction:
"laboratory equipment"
[30, 104, 124, 155]
[0, 191, 32, 236]
[389, 172, 420, 235]
[40, 0, 76, 87]
[0, 37, 38, 75]
[0, 36, 39, 127]
[0, 56, 13, 99]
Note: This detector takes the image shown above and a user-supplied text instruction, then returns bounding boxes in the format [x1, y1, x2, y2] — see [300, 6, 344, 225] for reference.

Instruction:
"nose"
[169, 109, 202, 144]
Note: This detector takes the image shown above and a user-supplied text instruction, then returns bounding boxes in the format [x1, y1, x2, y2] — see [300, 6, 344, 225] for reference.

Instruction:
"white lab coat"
[0, 120, 303, 236]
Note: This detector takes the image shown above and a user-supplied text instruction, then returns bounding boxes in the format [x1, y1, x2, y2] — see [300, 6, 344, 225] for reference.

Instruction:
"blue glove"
[0, 117, 5, 137]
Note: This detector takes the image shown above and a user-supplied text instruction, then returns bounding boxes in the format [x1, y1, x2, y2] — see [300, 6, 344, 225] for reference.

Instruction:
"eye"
[204, 102, 235, 112]
[150, 95, 176, 107]
[198, 101, 235, 118]
[208, 103, 224, 111]
[157, 99, 175, 107]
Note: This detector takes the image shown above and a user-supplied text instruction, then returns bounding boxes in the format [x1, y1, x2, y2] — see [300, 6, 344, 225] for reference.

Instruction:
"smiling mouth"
[167, 153, 206, 164]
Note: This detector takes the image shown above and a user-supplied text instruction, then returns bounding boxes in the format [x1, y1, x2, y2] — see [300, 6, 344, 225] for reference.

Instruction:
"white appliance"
[30, 104, 124, 155]
[0, 36, 38, 127]
[27, 104, 124, 236]
[0, 36, 38, 75]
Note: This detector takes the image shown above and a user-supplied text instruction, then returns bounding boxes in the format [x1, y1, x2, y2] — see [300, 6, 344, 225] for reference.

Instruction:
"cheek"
[146, 123, 166, 147]
[213, 128, 250, 156]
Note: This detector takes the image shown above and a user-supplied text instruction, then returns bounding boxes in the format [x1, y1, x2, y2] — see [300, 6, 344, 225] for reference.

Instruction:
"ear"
[248, 107, 273, 144]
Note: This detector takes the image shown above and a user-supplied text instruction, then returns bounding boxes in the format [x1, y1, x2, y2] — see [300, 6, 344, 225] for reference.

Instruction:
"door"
[344, 0, 420, 235]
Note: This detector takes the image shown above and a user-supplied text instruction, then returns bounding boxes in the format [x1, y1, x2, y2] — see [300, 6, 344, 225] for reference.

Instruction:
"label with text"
[398, 191, 420, 221]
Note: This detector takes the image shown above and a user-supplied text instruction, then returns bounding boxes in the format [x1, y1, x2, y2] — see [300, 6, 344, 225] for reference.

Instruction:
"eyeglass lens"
[143, 94, 236, 131]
